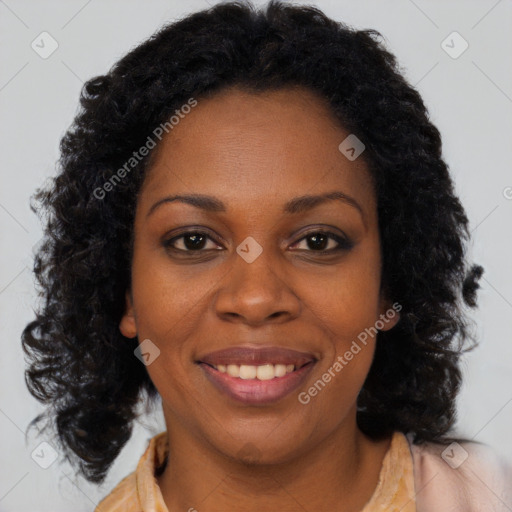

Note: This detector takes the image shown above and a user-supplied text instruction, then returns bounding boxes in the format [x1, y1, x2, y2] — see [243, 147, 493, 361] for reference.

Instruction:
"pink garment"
[408, 435, 512, 511]
[95, 431, 512, 511]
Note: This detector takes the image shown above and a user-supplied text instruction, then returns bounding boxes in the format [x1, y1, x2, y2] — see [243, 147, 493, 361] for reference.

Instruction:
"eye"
[163, 231, 223, 252]
[290, 230, 353, 252]
[162, 229, 353, 256]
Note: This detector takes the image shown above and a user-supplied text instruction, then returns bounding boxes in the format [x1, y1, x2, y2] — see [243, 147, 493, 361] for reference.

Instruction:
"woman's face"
[120, 86, 398, 463]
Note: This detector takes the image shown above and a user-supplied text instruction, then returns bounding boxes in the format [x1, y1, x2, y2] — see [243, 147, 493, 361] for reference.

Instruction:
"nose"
[213, 247, 301, 326]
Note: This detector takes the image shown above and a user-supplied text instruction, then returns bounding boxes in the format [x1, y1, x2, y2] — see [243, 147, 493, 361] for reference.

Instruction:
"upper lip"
[197, 346, 317, 367]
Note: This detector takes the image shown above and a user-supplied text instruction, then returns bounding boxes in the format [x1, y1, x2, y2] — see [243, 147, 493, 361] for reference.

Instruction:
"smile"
[197, 346, 317, 404]
[211, 363, 297, 380]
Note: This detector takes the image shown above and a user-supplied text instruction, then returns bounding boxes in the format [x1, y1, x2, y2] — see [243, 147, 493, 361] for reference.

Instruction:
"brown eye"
[291, 231, 353, 252]
[163, 231, 222, 252]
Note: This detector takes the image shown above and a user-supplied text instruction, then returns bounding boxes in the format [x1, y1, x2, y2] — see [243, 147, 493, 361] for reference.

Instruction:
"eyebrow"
[146, 191, 365, 221]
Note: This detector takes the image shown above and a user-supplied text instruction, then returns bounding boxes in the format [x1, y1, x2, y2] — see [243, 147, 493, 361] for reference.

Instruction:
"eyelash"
[162, 229, 353, 255]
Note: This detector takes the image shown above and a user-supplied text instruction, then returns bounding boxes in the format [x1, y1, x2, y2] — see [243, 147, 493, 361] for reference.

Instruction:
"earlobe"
[378, 298, 401, 332]
[119, 290, 138, 338]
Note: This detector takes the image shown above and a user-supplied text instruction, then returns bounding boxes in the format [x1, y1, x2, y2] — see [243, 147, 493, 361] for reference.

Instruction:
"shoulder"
[93, 432, 168, 512]
[406, 434, 512, 511]
[94, 471, 139, 512]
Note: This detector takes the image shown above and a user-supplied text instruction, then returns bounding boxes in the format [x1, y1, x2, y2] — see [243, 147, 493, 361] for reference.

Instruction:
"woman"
[22, 1, 511, 510]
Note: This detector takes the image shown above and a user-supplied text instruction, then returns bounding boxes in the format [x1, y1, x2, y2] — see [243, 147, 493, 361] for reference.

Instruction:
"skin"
[120, 86, 400, 512]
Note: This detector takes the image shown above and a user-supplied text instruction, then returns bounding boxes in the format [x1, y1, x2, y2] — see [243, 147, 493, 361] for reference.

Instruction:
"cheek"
[299, 239, 382, 400]
[306, 242, 382, 341]
[129, 242, 218, 339]
[129, 252, 208, 407]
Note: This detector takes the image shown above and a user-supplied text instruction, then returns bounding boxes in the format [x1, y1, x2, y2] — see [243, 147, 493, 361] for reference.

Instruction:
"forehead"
[140, 86, 375, 215]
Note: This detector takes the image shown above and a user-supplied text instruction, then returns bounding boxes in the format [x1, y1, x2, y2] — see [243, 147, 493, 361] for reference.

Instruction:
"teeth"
[215, 363, 296, 380]
[239, 365, 257, 379]
[226, 364, 240, 377]
[256, 364, 274, 380]
[275, 364, 287, 377]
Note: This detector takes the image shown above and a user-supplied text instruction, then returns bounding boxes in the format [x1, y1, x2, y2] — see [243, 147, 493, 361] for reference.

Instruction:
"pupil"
[184, 233, 205, 250]
[181, 233, 330, 251]
[308, 234, 327, 250]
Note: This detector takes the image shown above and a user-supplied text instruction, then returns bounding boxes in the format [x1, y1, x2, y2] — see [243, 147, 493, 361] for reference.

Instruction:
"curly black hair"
[22, 0, 483, 484]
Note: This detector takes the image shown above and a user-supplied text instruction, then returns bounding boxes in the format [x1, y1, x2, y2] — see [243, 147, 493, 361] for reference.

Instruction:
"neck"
[157, 414, 392, 512]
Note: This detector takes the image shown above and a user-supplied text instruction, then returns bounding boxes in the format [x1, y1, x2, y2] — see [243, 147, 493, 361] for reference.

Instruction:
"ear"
[119, 289, 138, 338]
[377, 296, 401, 332]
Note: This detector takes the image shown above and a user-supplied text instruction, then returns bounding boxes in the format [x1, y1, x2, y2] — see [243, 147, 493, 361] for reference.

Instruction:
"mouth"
[196, 346, 317, 405]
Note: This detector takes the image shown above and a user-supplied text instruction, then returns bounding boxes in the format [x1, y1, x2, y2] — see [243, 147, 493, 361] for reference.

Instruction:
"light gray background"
[1, 0, 511, 510]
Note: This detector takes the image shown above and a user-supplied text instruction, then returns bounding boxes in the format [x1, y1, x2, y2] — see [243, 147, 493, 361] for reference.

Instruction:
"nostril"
[269, 311, 287, 319]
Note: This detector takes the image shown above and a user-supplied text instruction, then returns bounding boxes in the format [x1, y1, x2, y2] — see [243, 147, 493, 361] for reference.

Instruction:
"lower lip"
[199, 362, 316, 405]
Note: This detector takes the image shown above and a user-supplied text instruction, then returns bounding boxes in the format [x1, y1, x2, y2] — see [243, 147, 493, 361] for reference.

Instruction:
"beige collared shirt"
[95, 430, 417, 512]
